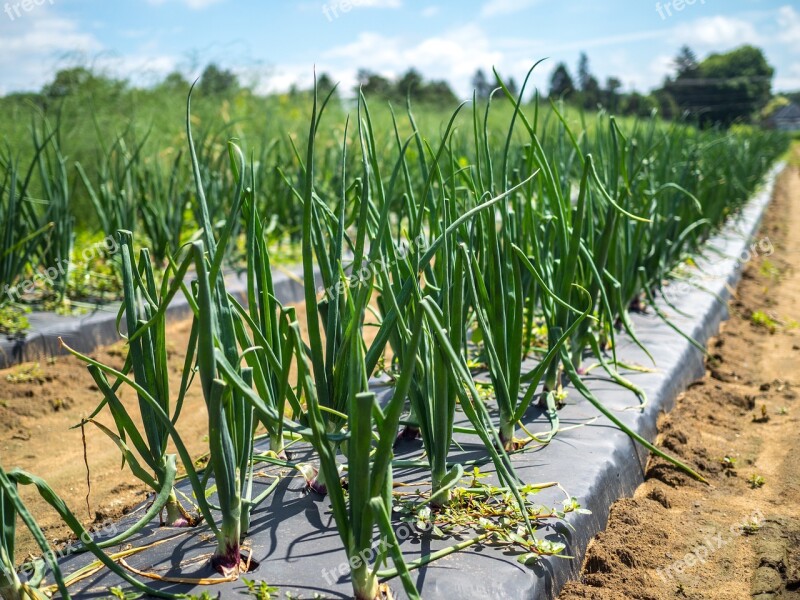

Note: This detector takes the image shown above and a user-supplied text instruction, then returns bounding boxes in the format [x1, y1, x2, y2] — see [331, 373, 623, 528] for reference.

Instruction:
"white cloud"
[671, 15, 760, 49]
[146, 0, 224, 9]
[95, 53, 180, 86]
[480, 0, 540, 18]
[0, 3, 181, 94]
[421, 5, 440, 18]
[319, 24, 504, 97]
[353, 0, 402, 7]
[242, 5, 800, 98]
[775, 62, 800, 91]
[546, 29, 667, 53]
[642, 53, 674, 89]
[0, 12, 102, 94]
[776, 5, 800, 52]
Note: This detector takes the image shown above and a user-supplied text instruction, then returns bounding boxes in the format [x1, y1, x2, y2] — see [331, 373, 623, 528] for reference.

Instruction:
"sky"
[0, 0, 798, 98]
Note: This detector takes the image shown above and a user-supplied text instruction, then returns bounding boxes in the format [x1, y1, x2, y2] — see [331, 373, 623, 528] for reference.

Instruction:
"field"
[0, 73, 792, 600]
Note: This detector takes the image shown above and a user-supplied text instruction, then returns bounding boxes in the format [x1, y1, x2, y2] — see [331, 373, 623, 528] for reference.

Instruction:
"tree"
[396, 68, 425, 100]
[577, 53, 591, 92]
[419, 80, 458, 105]
[582, 76, 601, 110]
[653, 87, 679, 120]
[199, 64, 238, 96]
[674, 45, 698, 77]
[472, 69, 491, 100]
[604, 77, 623, 112]
[548, 63, 574, 99]
[506, 77, 520, 100]
[576, 53, 600, 109]
[353, 69, 457, 106]
[356, 69, 394, 100]
[317, 72, 338, 101]
[156, 71, 189, 93]
[621, 92, 658, 118]
[42, 67, 125, 99]
[663, 45, 774, 126]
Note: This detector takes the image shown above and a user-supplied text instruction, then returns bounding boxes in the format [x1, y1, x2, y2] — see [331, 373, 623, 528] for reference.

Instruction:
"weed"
[107, 587, 143, 600]
[5, 363, 46, 384]
[759, 259, 780, 281]
[742, 518, 761, 535]
[751, 310, 778, 333]
[240, 578, 280, 599]
[753, 404, 770, 423]
[0, 304, 30, 336]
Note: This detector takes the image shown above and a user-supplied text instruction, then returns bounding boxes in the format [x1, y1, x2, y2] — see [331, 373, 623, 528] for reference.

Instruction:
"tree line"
[3, 44, 781, 128]
[547, 45, 775, 127]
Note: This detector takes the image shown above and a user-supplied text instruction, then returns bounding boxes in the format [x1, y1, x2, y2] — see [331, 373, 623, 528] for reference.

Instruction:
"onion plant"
[161, 106, 264, 574]
[275, 85, 398, 494]
[30, 119, 74, 302]
[136, 150, 188, 266]
[191, 124, 240, 250]
[278, 81, 543, 595]
[370, 102, 472, 505]
[288, 305, 424, 600]
[63, 94, 297, 577]
[366, 98, 547, 515]
[76, 128, 147, 238]
[76, 229, 197, 528]
[461, 72, 705, 481]
[0, 465, 68, 600]
[0, 152, 54, 304]
[378, 234, 471, 505]
[463, 80, 593, 449]
[160, 90, 318, 573]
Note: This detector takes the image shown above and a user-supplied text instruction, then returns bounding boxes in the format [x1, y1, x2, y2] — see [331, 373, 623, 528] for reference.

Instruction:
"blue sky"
[0, 0, 798, 98]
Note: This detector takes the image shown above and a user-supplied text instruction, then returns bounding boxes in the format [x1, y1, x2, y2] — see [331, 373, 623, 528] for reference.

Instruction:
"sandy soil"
[0, 317, 208, 559]
[559, 149, 800, 599]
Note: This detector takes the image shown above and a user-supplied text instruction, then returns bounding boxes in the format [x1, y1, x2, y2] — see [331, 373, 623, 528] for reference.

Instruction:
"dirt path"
[559, 149, 800, 599]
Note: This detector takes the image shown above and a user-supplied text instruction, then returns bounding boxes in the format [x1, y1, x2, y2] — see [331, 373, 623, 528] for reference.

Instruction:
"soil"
[559, 149, 800, 599]
[0, 317, 208, 559]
